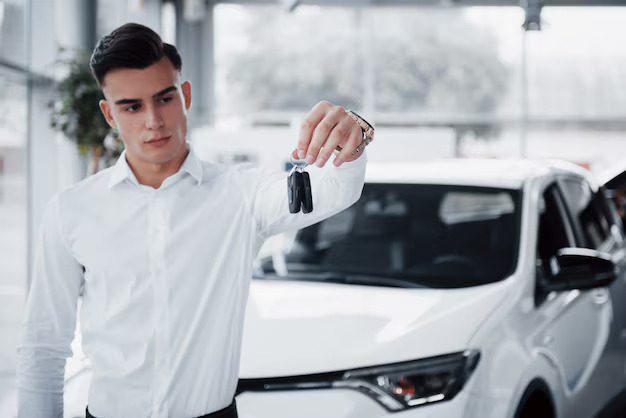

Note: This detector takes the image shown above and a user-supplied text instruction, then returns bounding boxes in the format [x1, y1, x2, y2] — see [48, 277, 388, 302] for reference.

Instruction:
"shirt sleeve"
[16, 194, 84, 418]
[236, 151, 367, 238]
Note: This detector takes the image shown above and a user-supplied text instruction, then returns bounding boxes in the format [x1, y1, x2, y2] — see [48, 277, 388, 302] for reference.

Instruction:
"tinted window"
[560, 178, 614, 250]
[537, 184, 573, 267]
[260, 184, 521, 288]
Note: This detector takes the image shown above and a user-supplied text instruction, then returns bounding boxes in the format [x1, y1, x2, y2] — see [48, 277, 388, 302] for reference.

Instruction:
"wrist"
[336, 110, 374, 155]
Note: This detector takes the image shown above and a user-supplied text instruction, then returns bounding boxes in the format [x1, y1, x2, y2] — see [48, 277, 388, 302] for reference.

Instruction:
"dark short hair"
[89, 22, 182, 86]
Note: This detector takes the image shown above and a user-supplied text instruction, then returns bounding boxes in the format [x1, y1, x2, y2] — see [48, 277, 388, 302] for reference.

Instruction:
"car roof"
[364, 158, 593, 189]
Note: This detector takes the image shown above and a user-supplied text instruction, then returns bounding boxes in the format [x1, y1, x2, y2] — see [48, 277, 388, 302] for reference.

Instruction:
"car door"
[557, 175, 626, 415]
[532, 181, 611, 418]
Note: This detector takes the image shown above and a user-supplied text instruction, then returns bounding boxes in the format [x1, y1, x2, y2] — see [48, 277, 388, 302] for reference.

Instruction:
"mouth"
[144, 135, 171, 146]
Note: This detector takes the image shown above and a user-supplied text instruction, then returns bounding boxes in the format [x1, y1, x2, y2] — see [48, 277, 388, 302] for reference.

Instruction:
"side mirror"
[543, 248, 617, 292]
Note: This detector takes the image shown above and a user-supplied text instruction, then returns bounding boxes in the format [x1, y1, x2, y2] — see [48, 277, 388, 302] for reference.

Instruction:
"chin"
[126, 135, 185, 161]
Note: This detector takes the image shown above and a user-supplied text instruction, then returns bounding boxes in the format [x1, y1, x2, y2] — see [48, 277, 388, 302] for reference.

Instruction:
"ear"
[181, 81, 192, 110]
[99, 99, 117, 129]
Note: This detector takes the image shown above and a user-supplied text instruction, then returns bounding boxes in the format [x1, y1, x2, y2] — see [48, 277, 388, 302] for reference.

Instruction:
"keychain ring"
[290, 156, 309, 169]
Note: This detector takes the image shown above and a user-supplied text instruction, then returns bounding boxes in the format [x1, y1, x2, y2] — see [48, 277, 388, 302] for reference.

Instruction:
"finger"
[315, 117, 353, 168]
[334, 118, 360, 151]
[306, 106, 345, 165]
[297, 101, 332, 160]
[334, 123, 362, 166]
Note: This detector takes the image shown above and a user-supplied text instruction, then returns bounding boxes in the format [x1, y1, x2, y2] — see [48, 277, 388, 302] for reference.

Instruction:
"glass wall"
[0, 69, 27, 292]
[0, 0, 28, 414]
[202, 5, 524, 167]
[199, 2, 524, 167]
[0, 0, 27, 67]
[213, 6, 522, 122]
[0, 0, 28, 290]
[522, 7, 626, 170]
[207, 5, 626, 173]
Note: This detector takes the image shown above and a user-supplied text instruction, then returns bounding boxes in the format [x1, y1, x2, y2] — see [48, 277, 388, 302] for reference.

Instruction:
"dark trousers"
[86, 400, 238, 418]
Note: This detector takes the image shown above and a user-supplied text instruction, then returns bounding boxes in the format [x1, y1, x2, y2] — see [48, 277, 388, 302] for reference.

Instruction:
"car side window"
[537, 183, 574, 270]
[599, 186, 624, 241]
[559, 177, 615, 250]
[536, 183, 575, 305]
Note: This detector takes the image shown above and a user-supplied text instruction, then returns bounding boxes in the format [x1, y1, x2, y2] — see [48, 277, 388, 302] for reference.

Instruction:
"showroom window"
[213, 6, 521, 123]
[211, 5, 626, 169]
[0, 69, 27, 293]
[0, 0, 28, 294]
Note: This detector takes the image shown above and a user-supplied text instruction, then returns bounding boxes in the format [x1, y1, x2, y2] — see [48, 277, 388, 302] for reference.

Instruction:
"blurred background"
[3, 0, 626, 415]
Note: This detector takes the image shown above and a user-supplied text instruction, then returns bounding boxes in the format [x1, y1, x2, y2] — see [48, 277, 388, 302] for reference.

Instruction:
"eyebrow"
[114, 85, 178, 105]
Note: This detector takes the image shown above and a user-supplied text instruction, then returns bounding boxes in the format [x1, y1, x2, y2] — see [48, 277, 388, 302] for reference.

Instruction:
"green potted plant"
[48, 49, 123, 175]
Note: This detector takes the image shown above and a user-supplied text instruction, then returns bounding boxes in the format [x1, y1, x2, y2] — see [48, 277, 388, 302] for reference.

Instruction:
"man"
[16, 23, 371, 418]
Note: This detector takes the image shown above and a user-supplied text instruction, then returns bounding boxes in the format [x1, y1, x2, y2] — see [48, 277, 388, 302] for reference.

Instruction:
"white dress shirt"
[16, 143, 366, 418]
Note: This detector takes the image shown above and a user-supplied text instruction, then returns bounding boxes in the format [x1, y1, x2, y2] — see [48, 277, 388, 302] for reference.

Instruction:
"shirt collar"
[107, 142, 203, 189]
[179, 144, 204, 185]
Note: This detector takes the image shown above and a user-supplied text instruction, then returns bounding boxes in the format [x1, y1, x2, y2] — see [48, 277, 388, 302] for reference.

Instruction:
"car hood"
[239, 278, 510, 378]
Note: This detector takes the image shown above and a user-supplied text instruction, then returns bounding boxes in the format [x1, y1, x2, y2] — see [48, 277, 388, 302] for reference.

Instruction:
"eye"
[159, 96, 173, 104]
[125, 104, 141, 113]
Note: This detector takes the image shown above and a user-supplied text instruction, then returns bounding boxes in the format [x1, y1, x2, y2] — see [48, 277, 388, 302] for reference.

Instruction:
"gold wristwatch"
[336, 110, 375, 155]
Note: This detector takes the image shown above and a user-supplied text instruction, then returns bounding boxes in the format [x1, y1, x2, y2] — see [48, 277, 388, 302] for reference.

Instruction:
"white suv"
[235, 159, 626, 418]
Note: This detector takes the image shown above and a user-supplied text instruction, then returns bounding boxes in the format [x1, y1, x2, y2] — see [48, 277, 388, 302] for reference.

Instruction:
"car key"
[300, 171, 313, 213]
[288, 169, 302, 213]
[287, 158, 313, 214]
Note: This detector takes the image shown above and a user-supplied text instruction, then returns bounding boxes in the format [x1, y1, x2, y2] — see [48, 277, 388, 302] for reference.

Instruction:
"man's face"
[99, 57, 192, 167]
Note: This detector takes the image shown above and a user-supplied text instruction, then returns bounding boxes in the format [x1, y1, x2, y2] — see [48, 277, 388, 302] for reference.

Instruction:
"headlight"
[236, 350, 480, 412]
[337, 350, 480, 411]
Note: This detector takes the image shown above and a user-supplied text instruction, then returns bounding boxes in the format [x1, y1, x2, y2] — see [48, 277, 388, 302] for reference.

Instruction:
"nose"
[145, 106, 164, 130]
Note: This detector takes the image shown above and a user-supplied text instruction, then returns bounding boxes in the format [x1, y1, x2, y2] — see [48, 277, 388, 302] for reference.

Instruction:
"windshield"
[258, 183, 522, 288]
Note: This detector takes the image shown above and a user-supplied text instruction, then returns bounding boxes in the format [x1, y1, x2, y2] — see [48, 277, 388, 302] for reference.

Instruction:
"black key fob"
[301, 171, 313, 214]
[288, 170, 302, 213]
